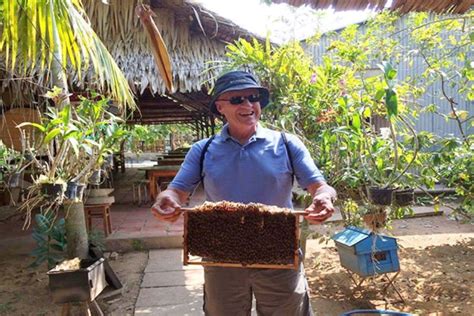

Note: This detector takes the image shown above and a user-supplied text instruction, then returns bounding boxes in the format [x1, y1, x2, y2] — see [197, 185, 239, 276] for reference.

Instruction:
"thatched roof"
[81, 0, 262, 126]
[84, 0, 261, 96]
[272, 0, 474, 14]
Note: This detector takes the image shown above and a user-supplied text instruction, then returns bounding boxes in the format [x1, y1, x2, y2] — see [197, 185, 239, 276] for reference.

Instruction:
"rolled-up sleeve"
[168, 141, 204, 193]
[287, 134, 325, 188]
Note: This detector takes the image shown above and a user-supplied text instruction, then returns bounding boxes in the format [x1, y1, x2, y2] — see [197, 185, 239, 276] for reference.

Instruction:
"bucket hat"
[209, 71, 270, 115]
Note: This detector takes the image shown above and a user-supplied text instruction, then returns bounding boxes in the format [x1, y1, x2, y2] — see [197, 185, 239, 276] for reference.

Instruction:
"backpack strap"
[199, 135, 216, 184]
[281, 132, 295, 184]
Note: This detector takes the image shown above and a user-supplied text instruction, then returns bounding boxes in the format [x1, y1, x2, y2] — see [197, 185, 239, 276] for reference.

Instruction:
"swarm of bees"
[185, 201, 298, 266]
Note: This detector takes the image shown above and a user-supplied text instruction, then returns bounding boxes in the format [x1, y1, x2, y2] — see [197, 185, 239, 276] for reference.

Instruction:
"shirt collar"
[220, 123, 268, 141]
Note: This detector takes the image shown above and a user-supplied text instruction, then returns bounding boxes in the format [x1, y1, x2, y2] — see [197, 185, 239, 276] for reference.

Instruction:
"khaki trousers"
[203, 262, 313, 316]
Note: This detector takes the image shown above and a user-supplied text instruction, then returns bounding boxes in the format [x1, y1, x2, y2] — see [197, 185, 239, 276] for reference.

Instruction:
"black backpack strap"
[199, 135, 216, 183]
[281, 132, 295, 184]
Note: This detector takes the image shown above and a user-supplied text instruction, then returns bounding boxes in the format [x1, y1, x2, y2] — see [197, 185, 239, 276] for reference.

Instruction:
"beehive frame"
[183, 208, 303, 270]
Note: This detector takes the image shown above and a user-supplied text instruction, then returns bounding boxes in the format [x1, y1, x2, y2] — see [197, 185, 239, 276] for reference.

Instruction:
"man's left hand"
[304, 193, 335, 224]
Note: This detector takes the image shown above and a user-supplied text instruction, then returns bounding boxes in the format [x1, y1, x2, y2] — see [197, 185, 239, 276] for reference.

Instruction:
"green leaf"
[32, 231, 46, 243]
[375, 89, 385, 101]
[30, 247, 48, 257]
[16, 122, 46, 132]
[385, 89, 398, 117]
[352, 113, 361, 130]
[44, 128, 61, 143]
[29, 255, 47, 268]
[50, 243, 66, 252]
[35, 214, 51, 232]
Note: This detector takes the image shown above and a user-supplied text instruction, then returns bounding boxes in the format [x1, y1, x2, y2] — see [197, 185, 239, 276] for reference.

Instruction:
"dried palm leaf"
[135, 3, 174, 92]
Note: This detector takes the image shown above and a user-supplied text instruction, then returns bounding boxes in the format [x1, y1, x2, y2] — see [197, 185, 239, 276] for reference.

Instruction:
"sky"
[193, 0, 378, 43]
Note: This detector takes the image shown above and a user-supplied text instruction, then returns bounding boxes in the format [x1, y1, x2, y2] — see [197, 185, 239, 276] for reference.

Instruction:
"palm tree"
[1, 0, 136, 259]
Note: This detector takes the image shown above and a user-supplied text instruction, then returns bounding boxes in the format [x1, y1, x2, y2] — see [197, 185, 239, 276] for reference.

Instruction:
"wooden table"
[157, 158, 185, 166]
[158, 154, 186, 160]
[139, 165, 180, 200]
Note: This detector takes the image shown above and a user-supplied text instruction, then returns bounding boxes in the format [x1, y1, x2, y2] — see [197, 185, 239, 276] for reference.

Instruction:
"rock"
[110, 252, 119, 260]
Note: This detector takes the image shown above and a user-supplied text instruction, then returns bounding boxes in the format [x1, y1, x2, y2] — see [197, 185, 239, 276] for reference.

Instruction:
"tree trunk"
[49, 2, 89, 259]
[64, 201, 89, 259]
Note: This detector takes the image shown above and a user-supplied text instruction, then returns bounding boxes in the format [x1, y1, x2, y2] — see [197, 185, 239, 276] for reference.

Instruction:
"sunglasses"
[217, 94, 261, 105]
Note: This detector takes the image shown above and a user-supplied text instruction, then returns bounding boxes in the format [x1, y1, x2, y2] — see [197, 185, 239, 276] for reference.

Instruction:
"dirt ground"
[305, 215, 474, 316]
[0, 251, 148, 316]
[0, 214, 472, 315]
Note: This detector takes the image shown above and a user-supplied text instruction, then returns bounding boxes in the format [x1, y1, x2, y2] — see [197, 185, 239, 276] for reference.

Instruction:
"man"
[152, 70, 336, 316]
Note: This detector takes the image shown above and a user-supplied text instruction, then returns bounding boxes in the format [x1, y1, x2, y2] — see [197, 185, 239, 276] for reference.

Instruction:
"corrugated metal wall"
[303, 15, 473, 137]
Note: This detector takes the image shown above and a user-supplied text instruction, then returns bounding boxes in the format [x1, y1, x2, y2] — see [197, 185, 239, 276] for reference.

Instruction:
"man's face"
[215, 88, 262, 129]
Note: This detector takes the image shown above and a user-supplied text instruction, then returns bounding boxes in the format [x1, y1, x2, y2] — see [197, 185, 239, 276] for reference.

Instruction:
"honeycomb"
[184, 201, 298, 266]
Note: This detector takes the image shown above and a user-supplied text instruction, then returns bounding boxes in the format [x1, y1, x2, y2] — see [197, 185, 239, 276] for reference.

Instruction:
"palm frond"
[0, 0, 136, 109]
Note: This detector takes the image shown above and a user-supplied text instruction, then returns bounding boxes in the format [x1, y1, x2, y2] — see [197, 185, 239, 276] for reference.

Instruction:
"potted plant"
[37, 175, 67, 201]
[16, 89, 127, 260]
[0, 141, 30, 189]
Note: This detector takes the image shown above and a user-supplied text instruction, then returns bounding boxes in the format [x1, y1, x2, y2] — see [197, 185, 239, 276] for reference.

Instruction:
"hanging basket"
[7, 172, 23, 188]
[367, 187, 394, 206]
[64, 182, 85, 201]
[88, 170, 102, 185]
[40, 183, 65, 200]
[393, 188, 414, 207]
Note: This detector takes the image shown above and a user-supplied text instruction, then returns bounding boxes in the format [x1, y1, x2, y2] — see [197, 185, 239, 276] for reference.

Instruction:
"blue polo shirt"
[169, 124, 325, 208]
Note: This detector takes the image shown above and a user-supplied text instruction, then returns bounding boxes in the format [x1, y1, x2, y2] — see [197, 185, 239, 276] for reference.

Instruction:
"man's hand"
[304, 193, 335, 224]
[151, 188, 188, 222]
[304, 182, 337, 225]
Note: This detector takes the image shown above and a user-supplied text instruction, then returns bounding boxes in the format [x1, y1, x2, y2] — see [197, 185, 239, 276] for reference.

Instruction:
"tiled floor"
[0, 165, 204, 251]
[89, 165, 206, 240]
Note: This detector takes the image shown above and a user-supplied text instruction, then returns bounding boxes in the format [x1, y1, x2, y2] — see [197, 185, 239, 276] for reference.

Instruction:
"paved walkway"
[134, 249, 204, 315]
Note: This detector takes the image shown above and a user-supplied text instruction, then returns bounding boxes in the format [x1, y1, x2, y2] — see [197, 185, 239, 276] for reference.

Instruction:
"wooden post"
[210, 115, 216, 135]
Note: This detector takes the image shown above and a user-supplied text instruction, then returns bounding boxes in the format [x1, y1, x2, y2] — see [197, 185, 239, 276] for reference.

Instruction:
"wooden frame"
[183, 211, 304, 270]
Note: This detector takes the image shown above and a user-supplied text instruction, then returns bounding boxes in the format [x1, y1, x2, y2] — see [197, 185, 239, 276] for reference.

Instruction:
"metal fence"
[303, 15, 473, 138]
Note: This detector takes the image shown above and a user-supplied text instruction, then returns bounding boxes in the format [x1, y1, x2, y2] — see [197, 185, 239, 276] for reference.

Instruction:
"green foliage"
[430, 136, 474, 218]
[0, 0, 135, 108]
[18, 91, 126, 185]
[131, 239, 144, 251]
[0, 141, 23, 182]
[222, 10, 474, 226]
[125, 123, 195, 152]
[30, 213, 67, 269]
[88, 229, 106, 252]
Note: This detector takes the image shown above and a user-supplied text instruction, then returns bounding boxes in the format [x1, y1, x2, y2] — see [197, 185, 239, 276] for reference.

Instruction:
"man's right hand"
[151, 190, 183, 222]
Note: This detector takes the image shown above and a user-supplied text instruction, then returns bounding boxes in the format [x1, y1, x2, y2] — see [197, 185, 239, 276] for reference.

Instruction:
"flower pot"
[393, 188, 414, 207]
[41, 183, 65, 200]
[362, 212, 387, 230]
[65, 182, 85, 201]
[7, 172, 23, 188]
[88, 170, 102, 185]
[47, 258, 106, 304]
[367, 187, 394, 206]
[104, 154, 113, 168]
